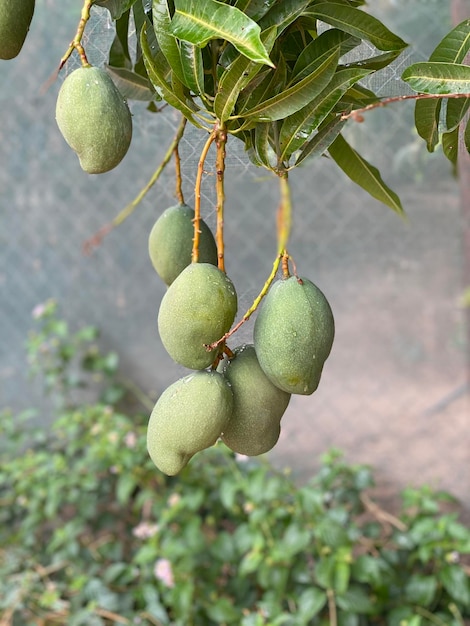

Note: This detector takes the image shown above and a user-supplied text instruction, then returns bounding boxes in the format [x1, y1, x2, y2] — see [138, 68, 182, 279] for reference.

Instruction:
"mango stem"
[215, 121, 227, 273]
[174, 141, 184, 205]
[192, 129, 216, 263]
[59, 0, 93, 70]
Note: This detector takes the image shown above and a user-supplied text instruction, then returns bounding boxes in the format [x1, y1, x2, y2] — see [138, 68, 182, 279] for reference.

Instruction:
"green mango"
[158, 263, 237, 370]
[147, 370, 233, 475]
[218, 344, 291, 456]
[254, 276, 334, 395]
[55, 66, 132, 174]
[0, 0, 35, 60]
[148, 204, 218, 286]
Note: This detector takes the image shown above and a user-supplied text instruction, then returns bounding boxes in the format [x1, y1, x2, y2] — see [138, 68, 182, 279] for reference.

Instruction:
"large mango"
[254, 276, 334, 395]
[148, 204, 217, 286]
[56, 66, 132, 174]
[158, 263, 237, 370]
[0, 0, 35, 60]
[147, 370, 233, 475]
[219, 344, 291, 456]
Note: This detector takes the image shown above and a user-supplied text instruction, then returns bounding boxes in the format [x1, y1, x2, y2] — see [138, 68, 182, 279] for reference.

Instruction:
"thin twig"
[341, 92, 470, 122]
[83, 115, 187, 254]
[360, 493, 408, 532]
[327, 589, 337, 626]
[174, 141, 185, 205]
[192, 129, 217, 263]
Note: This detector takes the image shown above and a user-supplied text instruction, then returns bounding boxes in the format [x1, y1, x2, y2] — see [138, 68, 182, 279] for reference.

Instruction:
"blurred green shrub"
[1, 305, 469, 625]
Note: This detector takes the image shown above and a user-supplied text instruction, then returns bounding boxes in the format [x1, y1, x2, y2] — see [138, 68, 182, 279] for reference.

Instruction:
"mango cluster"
[146, 205, 335, 475]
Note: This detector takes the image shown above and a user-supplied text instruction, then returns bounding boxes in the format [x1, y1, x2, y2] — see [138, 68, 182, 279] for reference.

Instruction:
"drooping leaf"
[328, 133, 404, 214]
[446, 96, 470, 132]
[253, 122, 276, 168]
[241, 48, 339, 122]
[141, 24, 204, 127]
[279, 67, 372, 161]
[402, 62, 470, 95]
[305, 3, 408, 52]
[152, 0, 186, 85]
[258, 0, 311, 36]
[179, 41, 205, 97]
[336, 586, 374, 614]
[404, 574, 438, 607]
[95, 0, 137, 20]
[214, 27, 277, 121]
[340, 83, 379, 106]
[291, 29, 361, 84]
[108, 10, 132, 69]
[295, 114, 347, 167]
[415, 98, 442, 152]
[169, 0, 275, 67]
[439, 564, 470, 606]
[297, 588, 327, 622]
[106, 65, 156, 101]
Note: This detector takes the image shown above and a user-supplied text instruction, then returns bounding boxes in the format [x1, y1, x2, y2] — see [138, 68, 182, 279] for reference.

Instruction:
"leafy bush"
[1, 307, 470, 625]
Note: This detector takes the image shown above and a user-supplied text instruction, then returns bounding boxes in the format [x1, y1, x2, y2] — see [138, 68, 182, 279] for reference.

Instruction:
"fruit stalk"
[83, 115, 187, 253]
[59, 0, 93, 70]
[215, 122, 228, 273]
[192, 129, 216, 263]
[207, 171, 293, 350]
[174, 142, 184, 205]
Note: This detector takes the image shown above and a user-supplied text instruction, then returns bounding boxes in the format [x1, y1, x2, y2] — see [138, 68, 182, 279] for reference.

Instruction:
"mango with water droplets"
[147, 370, 233, 475]
[0, 0, 35, 60]
[158, 263, 237, 369]
[56, 66, 132, 174]
[148, 204, 217, 286]
[254, 276, 334, 395]
[219, 344, 291, 456]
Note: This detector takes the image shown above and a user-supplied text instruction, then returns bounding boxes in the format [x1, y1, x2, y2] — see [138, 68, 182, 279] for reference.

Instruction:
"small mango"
[148, 204, 218, 286]
[0, 0, 35, 60]
[55, 66, 132, 174]
[147, 370, 233, 475]
[254, 276, 334, 395]
[158, 263, 237, 370]
[218, 344, 291, 456]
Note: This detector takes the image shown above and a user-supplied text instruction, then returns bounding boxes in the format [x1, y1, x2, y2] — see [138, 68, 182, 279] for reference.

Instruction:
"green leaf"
[279, 67, 371, 161]
[108, 10, 132, 69]
[239, 55, 287, 113]
[442, 126, 459, 170]
[415, 98, 442, 152]
[315, 555, 336, 589]
[439, 564, 470, 606]
[235, 0, 277, 21]
[95, 0, 137, 20]
[328, 134, 404, 214]
[170, 0, 275, 67]
[292, 29, 361, 83]
[206, 597, 241, 622]
[297, 588, 327, 622]
[404, 574, 438, 607]
[214, 27, 277, 121]
[241, 48, 339, 122]
[336, 586, 374, 614]
[253, 122, 276, 168]
[402, 62, 470, 95]
[258, 0, 311, 36]
[152, 0, 186, 85]
[106, 66, 156, 101]
[446, 96, 470, 132]
[429, 18, 470, 64]
[305, 3, 408, 51]
[340, 49, 403, 72]
[295, 114, 347, 167]
[141, 24, 205, 127]
[179, 41, 205, 96]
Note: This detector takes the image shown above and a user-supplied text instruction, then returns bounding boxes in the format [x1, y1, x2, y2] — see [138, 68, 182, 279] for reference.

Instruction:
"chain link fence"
[1, 1, 468, 509]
